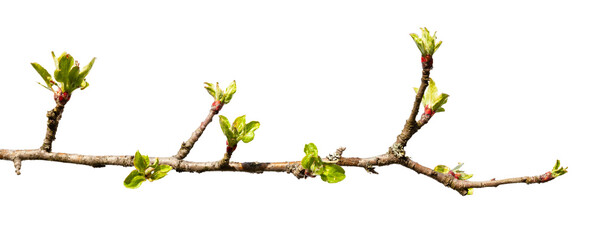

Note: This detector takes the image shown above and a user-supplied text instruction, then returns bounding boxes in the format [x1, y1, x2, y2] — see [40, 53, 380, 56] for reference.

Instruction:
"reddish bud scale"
[424, 106, 434, 116]
[211, 100, 223, 112]
[421, 55, 433, 69]
[53, 89, 70, 105]
[226, 140, 237, 153]
[448, 171, 460, 179]
[540, 171, 553, 182]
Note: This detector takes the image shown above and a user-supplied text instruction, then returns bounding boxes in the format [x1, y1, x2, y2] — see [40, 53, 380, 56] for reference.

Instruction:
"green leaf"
[310, 160, 324, 175]
[151, 164, 173, 181]
[76, 57, 96, 88]
[467, 188, 474, 195]
[551, 160, 568, 177]
[452, 162, 464, 171]
[57, 52, 74, 88]
[433, 165, 450, 173]
[124, 170, 146, 189]
[432, 93, 449, 112]
[30, 62, 54, 89]
[215, 83, 223, 101]
[154, 164, 172, 174]
[52, 51, 59, 69]
[410, 28, 442, 56]
[459, 173, 473, 180]
[222, 80, 237, 104]
[151, 157, 160, 167]
[219, 115, 236, 143]
[242, 121, 260, 143]
[425, 79, 438, 107]
[304, 143, 318, 156]
[320, 163, 346, 183]
[553, 160, 561, 171]
[233, 115, 247, 136]
[67, 66, 80, 92]
[219, 115, 233, 139]
[80, 80, 89, 90]
[204, 82, 216, 98]
[134, 150, 149, 172]
[301, 153, 314, 169]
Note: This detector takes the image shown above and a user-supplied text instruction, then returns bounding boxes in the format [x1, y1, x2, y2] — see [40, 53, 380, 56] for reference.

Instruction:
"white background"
[0, 0, 588, 239]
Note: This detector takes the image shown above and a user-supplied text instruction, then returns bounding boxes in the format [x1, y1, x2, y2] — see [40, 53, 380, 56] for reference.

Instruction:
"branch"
[0, 149, 558, 195]
[4, 30, 566, 195]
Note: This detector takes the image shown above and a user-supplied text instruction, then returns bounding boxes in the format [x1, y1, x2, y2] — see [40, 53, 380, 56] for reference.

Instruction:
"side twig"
[174, 103, 222, 160]
[40, 102, 66, 152]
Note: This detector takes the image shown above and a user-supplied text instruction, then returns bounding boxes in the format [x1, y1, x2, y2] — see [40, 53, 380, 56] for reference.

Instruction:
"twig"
[395, 67, 431, 148]
[174, 103, 222, 160]
[40, 102, 66, 152]
[13, 156, 21, 175]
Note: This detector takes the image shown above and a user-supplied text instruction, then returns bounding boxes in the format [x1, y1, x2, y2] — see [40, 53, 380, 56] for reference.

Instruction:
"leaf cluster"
[124, 151, 172, 189]
[31, 51, 96, 94]
[219, 115, 260, 147]
[551, 160, 568, 178]
[414, 79, 449, 113]
[301, 143, 346, 183]
[205, 81, 236, 104]
[434, 162, 474, 195]
[409, 27, 442, 56]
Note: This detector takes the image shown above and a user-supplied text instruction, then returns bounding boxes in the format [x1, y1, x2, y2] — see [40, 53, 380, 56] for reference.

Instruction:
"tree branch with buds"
[0, 28, 567, 195]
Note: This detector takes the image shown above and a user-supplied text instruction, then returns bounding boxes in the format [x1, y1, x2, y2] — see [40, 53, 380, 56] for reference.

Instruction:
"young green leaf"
[57, 52, 74, 87]
[31, 63, 54, 89]
[459, 173, 473, 180]
[233, 115, 247, 135]
[467, 188, 474, 195]
[67, 65, 80, 92]
[134, 150, 149, 172]
[410, 27, 442, 56]
[219, 115, 233, 139]
[242, 121, 260, 143]
[151, 164, 173, 181]
[80, 80, 89, 90]
[551, 159, 568, 177]
[433, 165, 450, 173]
[204, 82, 216, 98]
[301, 153, 314, 169]
[417, 79, 449, 114]
[223, 80, 237, 104]
[124, 170, 146, 189]
[76, 57, 96, 88]
[452, 162, 464, 171]
[320, 164, 346, 183]
[215, 83, 223, 101]
[304, 143, 318, 156]
[52, 51, 59, 69]
[310, 160, 324, 175]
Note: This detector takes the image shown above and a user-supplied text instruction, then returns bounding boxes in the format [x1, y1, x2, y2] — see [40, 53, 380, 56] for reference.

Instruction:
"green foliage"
[433, 165, 450, 173]
[414, 79, 449, 114]
[124, 151, 172, 189]
[31, 51, 96, 94]
[434, 163, 474, 180]
[301, 143, 346, 183]
[219, 115, 260, 147]
[204, 80, 237, 104]
[551, 159, 568, 178]
[409, 27, 442, 56]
